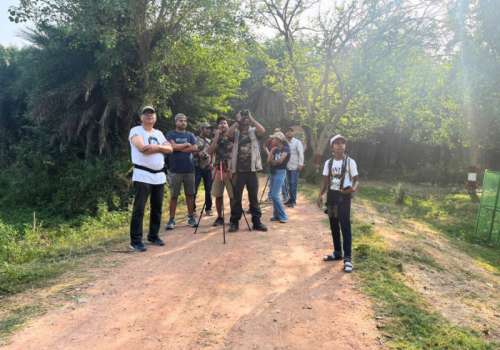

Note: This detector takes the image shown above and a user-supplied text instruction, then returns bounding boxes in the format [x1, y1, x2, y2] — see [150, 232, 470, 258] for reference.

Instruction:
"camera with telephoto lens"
[216, 138, 227, 160]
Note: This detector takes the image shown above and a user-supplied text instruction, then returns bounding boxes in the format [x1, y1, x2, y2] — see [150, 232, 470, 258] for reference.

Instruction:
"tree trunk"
[467, 141, 479, 189]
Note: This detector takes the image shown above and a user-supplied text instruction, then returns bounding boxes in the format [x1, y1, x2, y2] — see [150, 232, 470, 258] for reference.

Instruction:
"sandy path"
[5, 178, 381, 350]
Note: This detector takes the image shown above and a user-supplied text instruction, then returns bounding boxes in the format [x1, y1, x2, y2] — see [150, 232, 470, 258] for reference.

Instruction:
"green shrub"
[391, 182, 409, 204]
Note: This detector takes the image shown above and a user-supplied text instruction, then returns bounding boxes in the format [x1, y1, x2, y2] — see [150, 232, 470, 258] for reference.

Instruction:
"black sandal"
[323, 254, 343, 261]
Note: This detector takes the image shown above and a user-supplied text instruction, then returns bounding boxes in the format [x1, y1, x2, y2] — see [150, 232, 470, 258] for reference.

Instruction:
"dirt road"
[5, 179, 381, 350]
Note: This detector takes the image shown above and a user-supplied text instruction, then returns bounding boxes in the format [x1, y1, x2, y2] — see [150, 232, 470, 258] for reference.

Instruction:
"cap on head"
[216, 116, 227, 125]
[199, 122, 212, 129]
[175, 113, 186, 121]
[330, 134, 348, 146]
[141, 106, 155, 115]
[270, 132, 286, 142]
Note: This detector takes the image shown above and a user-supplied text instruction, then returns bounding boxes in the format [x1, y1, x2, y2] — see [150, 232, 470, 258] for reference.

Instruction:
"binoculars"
[324, 202, 339, 219]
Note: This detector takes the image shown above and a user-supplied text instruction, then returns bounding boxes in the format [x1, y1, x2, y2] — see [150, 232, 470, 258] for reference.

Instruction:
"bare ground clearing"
[3, 179, 382, 350]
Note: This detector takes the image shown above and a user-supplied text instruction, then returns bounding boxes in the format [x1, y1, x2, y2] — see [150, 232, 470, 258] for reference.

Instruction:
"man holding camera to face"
[226, 110, 268, 232]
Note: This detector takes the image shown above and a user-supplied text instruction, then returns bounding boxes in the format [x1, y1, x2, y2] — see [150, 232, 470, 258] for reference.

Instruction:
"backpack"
[327, 156, 358, 197]
[163, 130, 195, 173]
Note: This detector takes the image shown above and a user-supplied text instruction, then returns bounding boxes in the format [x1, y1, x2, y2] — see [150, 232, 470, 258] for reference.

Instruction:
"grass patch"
[356, 182, 500, 274]
[0, 304, 47, 344]
[300, 181, 499, 349]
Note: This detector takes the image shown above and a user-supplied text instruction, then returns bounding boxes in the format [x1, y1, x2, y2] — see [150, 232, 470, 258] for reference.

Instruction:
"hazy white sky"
[0, 0, 330, 47]
[0, 0, 30, 47]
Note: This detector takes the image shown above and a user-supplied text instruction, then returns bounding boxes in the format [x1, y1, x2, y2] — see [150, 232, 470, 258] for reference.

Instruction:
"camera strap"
[339, 155, 348, 190]
[328, 156, 348, 189]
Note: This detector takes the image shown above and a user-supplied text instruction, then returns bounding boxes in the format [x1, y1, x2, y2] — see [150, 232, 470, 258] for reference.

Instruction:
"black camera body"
[215, 138, 228, 161]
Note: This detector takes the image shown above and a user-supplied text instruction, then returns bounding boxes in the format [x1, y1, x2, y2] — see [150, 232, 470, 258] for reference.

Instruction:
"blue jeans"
[287, 170, 299, 202]
[194, 167, 213, 212]
[270, 169, 288, 221]
[268, 171, 288, 200]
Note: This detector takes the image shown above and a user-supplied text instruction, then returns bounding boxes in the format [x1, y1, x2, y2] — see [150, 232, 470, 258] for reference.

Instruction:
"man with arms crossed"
[129, 106, 173, 251]
[165, 113, 199, 229]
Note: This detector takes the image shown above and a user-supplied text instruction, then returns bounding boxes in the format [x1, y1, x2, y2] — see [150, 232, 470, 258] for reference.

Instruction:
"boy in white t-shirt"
[317, 135, 359, 272]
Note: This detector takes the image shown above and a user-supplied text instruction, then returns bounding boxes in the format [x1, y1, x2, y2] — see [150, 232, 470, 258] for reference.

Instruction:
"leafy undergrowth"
[300, 181, 499, 349]
[0, 200, 135, 295]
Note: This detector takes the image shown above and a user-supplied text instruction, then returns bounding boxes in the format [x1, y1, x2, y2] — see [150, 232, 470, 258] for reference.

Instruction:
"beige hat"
[270, 132, 286, 142]
[140, 106, 155, 114]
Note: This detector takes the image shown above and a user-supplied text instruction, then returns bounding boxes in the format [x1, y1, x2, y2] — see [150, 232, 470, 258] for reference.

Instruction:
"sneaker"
[286, 201, 295, 208]
[279, 219, 289, 223]
[253, 222, 268, 231]
[147, 237, 165, 246]
[165, 218, 175, 230]
[129, 243, 147, 252]
[213, 217, 224, 227]
[206, 209, 213, 216]
[283, 197, 289, 203]
[188, 216, 198, 227]
[270, 217, 279, 221]
[283, 199, 292, 205]
[228, 223, 239, 232]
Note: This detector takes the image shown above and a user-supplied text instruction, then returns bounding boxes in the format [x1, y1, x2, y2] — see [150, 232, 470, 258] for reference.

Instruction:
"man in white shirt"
[284, 127, 304, 207]
[129, 106, 173, 251]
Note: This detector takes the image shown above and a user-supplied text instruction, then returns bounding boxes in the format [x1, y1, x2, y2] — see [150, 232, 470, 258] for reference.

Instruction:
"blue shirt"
[273, 146, 290, 170]
[167, 130, 197, 173]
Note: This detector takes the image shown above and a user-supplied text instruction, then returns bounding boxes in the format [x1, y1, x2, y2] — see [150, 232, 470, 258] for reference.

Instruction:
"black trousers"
[230, 172, 262, 225]
[327, 190, 352, 260]
[194, 167, 213, 212]
[130, 181, 165, 244]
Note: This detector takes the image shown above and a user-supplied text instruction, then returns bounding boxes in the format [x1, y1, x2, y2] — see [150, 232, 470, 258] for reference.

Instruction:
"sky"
[0, 0, 30, 47]
[0, 0, 330, 47]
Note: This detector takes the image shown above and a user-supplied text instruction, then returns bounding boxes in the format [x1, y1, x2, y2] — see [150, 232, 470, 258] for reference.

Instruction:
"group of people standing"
[128, 105, 358, 272]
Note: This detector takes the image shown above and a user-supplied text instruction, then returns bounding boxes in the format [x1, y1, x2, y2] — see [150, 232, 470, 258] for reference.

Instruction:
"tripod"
[194, 159, 251, 243]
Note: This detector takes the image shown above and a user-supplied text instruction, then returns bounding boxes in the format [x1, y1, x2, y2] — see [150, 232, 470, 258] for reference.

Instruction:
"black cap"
[216, 116, 228, 125]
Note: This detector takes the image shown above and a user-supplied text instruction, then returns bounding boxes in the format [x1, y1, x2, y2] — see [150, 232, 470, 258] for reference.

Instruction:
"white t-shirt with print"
[322, 157, 358, 191]
[129, 126, 167, 185]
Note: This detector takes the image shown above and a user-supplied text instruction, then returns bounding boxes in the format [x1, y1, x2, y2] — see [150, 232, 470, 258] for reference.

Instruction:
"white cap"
[329, 134, 348, 146]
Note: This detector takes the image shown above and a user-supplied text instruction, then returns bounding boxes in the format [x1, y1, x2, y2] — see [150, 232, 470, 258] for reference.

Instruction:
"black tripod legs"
[193, 201, 207, 234]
